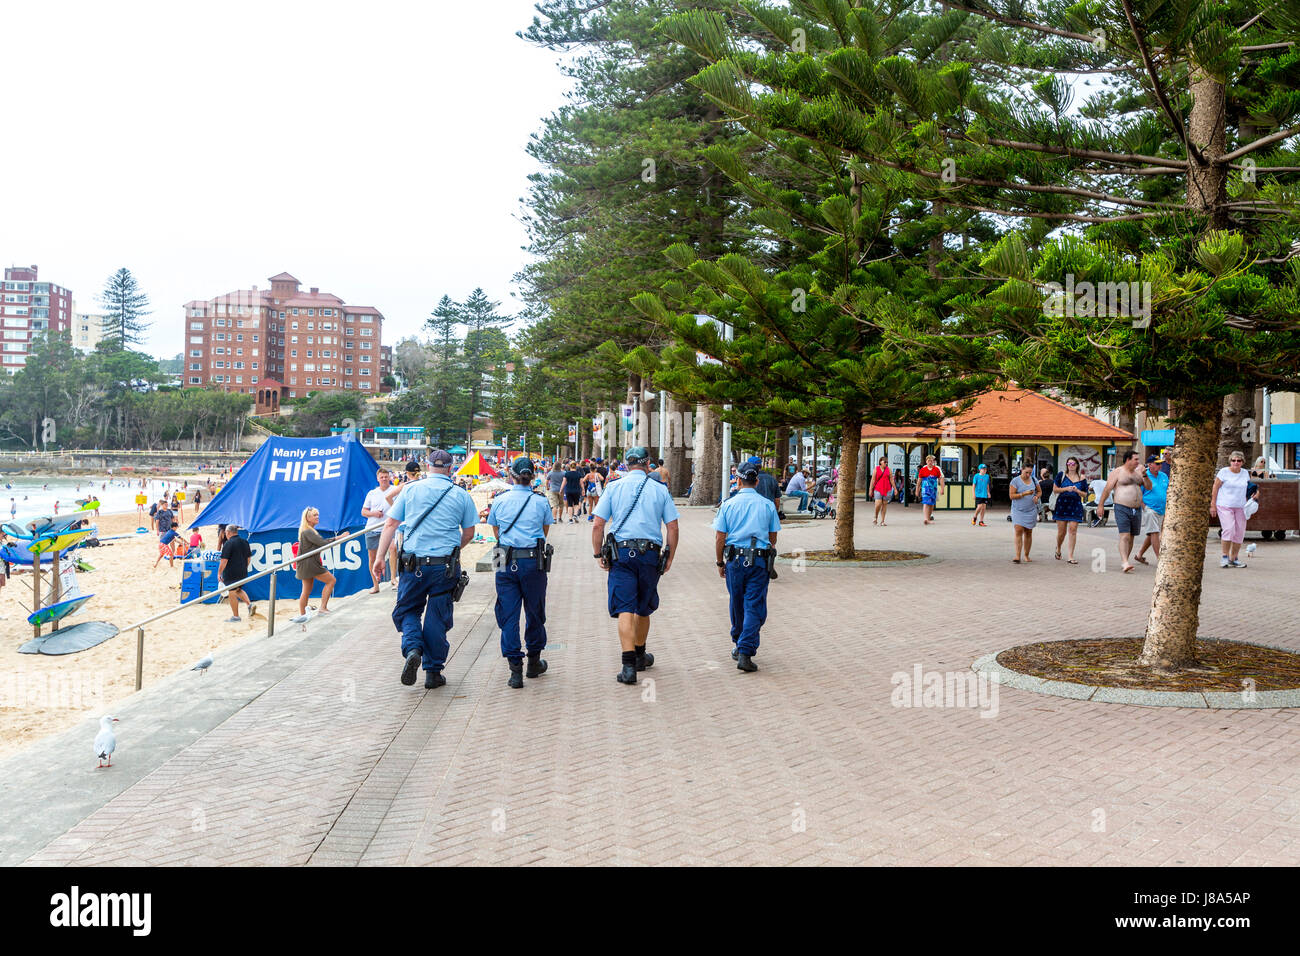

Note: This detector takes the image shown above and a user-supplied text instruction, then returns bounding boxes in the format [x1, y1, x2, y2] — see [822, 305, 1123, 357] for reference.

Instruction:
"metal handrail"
[128, 525, 374, 691]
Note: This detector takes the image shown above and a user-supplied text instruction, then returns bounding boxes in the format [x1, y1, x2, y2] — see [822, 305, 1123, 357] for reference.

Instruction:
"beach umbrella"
[455, 452, 500, 478]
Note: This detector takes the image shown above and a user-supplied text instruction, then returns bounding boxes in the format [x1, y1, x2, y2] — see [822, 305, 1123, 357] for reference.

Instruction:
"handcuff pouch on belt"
[724, 538, 777, 578]
[539, 536, 554, 573]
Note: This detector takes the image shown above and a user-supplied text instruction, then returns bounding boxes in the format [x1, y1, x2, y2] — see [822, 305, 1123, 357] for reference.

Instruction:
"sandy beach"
[0, 481, 495, 761]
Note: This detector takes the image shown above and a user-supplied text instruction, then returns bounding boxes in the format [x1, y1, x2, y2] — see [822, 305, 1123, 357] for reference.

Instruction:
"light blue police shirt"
[593, 469, 679, 544]
[488, 485, 553, 548]
[389, 474, 478, 557]
[712, 487, 780, 546]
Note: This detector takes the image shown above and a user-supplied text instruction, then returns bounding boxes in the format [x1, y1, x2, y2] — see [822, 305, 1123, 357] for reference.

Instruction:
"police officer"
[713, 458, 780, 672]
[591, 446, 680, 684]
[488, 458, 554, 689]
[371, 448, 478, 689]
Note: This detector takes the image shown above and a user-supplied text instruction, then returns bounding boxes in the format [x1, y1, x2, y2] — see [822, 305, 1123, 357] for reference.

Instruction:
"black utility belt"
[401, 554, 453, 567]
[726, 545, 774, 560]
[615, 539, 661, 552]
[398, 551, 459, 576]
[498, 547, 542, 559]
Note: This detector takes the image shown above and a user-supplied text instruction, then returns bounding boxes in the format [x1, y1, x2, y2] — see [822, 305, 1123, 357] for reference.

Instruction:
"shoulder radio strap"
[498, 494, 533, 538]
[405, 483, 455, 538]
[612, 474, 651, 538]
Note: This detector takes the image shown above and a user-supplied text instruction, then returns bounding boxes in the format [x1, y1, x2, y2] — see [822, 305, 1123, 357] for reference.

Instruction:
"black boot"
[507, 660, 524, 689]
[401, 649, 422, 686]
[526, 652, 548, 678]
[424, 669, 446, 689]
[617, 650, 638, 684]
[731, 645, 739, 661]
[737, 653, 758, 673]
[635, 645, 654, 671]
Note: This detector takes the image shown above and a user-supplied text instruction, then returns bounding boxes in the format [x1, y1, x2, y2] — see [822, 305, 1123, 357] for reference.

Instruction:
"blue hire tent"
[190, 435, 381, 601]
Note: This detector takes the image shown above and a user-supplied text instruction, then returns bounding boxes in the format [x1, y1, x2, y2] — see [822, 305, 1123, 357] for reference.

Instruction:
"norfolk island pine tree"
[670, 0, 1300, 670]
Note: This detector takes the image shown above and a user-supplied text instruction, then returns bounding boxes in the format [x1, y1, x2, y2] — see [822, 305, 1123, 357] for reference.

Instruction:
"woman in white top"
[1211, 451, 1250, 568]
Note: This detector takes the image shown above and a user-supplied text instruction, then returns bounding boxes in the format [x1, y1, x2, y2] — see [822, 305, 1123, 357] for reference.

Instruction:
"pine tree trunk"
[855, 435, 869, 493]
[578, 393, 591, 461]
[643, 388, 659, 461]
[690, 404, 722, 505]
[774, 425, 789, 473]
[1135, 64, 1230, 673]
[1138, 398, 1220, 670]
[833, 419, 861, 559]
[1116, 402, 1137, 449]
[664, 394, 688, 497]
[1216, 390, 1254, 469]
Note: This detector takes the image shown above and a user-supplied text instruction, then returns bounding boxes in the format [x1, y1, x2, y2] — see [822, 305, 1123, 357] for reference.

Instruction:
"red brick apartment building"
[183, 272, 385, 407]
[1, 265, 72, 373]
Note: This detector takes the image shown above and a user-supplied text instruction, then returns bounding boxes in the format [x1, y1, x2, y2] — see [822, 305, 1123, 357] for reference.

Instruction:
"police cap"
[626, 446, 650, 465]
[511, 457, 536, 477]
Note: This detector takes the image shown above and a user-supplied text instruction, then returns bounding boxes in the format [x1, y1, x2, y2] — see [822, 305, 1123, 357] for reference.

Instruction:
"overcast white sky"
[3, 0, 573, 359]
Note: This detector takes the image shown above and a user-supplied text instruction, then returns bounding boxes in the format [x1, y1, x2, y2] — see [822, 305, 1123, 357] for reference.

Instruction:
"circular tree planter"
[775, 549, 941, 568]
[974, 637, 1300, 708]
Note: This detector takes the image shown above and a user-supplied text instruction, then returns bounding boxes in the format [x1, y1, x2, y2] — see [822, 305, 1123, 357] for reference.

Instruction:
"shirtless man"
[1098, 450, 1152, 573]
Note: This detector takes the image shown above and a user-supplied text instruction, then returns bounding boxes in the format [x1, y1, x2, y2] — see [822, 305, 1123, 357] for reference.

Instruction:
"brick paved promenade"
[6, 505, 1300, 865]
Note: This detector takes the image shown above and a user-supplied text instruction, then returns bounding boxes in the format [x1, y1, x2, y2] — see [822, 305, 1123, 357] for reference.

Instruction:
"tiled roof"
[281, 294, 345, 307]
[342, 306, 382, 316]
[268, 272, 300, 283]
[860, 388, 1135, 443]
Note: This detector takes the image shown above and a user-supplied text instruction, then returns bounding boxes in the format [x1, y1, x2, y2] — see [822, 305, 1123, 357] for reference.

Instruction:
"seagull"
[191, 651, 215, 675]
[1245, 543, 1257, 556]
[94, 715, 118, 769]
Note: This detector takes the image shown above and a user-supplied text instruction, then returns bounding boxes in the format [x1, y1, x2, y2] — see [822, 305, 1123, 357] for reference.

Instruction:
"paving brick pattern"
[20, 506, 1300, 865]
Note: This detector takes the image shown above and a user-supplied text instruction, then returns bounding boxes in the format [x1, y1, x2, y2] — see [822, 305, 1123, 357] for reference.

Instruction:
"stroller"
[810, 474, 836, 519]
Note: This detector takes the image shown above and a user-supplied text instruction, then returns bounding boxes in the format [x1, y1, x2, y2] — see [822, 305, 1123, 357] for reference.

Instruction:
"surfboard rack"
[8, 514, 100, 644]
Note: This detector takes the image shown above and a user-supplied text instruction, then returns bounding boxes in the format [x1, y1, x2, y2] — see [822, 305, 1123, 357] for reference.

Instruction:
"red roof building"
[183, 272, 385, 402]
[860, 388, 1135, 507]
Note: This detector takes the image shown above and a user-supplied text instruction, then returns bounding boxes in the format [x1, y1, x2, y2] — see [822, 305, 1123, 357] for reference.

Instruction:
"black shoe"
[635, 651, 654, 671]
[401, 649, 422, 686]
[507, 661, 524, 689]
[424, 670, 446, 689]
[737, 653, 758, 673]
[526, 653, 548, 678]
[616, 664, 638, 684]
[731, 646, 739, 661]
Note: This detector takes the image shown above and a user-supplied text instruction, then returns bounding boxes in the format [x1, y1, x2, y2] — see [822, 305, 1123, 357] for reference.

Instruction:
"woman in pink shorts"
[1212, 451, 1250, 568]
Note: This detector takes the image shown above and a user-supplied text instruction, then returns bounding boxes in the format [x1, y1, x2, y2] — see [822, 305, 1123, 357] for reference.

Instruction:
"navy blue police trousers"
[393, 563, 458, 673]
[495, 556, 548, 660]
[725, 555, 770, 655]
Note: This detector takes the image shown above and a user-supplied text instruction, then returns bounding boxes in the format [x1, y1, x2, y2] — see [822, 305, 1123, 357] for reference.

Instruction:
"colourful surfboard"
[27, 527, 96, 556]
[11, 513, 84, 537]
[0, 544, 92, 570]
[27, 593, 93, 626]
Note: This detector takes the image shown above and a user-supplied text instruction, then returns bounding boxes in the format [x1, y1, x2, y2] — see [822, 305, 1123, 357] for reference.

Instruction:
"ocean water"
[1, 475, 216, 524]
